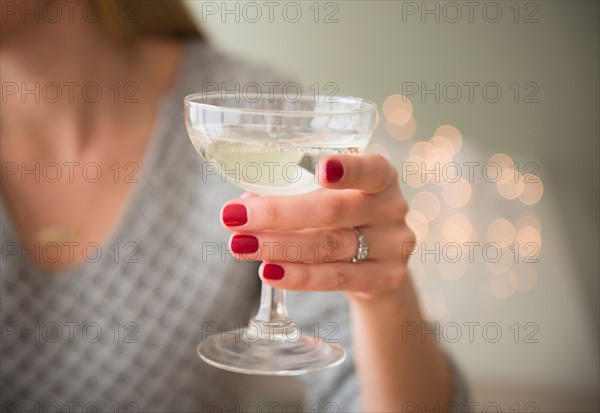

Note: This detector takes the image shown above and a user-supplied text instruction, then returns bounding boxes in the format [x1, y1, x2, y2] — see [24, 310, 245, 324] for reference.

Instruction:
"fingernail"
[222, 204, 247, 226]
[231, 235, 258, 254]
[325, 159, 344, 183]
[263, 264, 284, 280]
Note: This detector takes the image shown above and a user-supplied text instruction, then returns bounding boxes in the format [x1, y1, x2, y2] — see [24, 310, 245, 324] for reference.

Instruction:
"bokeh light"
[510, 263, 539, 292]
[381, 100, 541, 303]
[487, 218, 515, 248]
[488, 153, 514, 170]
[386, 117, 416, 141]
[404, 155, 427, 188]
[433, 125, 462, 154]
[519, 174, 544, 205]
[497, 170, 525, 199]
[409, 141, 435, 158]
[366, 143, 391, 160]
[442, 213, 472, 244]
[486, 247, 514, 274]
[442, 177, 472, 208]
[383, 94, 413, 125]
[438, 256, 468, 281]
[410, 191, 441, 222]
[514, 226, 542, 258]
[425, 149, 453, 186]
[515, 211, 542, 232]
[430, 135, 455, 157]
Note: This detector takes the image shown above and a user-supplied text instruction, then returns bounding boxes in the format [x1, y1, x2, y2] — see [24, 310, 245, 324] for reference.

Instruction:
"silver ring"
[351, 227, 369, 263]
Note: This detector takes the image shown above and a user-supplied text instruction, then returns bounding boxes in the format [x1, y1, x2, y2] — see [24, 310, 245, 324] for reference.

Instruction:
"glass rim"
[184, 93, 377, 116]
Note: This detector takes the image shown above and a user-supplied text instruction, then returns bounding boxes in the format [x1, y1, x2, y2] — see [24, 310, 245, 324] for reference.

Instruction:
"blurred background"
[186, 1, 599, 411]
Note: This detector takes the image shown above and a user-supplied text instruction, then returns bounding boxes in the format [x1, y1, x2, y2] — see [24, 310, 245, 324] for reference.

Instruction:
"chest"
[1, 127, 152, 269]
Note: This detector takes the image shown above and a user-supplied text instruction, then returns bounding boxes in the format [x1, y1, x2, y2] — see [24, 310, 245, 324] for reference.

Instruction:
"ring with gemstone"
[351, 227, 369, 263]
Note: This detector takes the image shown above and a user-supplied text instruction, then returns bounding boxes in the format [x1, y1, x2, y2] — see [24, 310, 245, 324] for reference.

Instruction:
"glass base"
[197, 325, 346, 376]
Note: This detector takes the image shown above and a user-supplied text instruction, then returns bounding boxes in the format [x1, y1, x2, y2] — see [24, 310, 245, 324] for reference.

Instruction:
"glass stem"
[252, 283, 289, 324]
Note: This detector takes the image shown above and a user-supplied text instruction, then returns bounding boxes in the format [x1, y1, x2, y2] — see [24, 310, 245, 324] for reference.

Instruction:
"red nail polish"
[231, 235, 258, 254]
[263, 264, 284, 280]
[222, 204, 247, 226]
[325, 159, 344, 183]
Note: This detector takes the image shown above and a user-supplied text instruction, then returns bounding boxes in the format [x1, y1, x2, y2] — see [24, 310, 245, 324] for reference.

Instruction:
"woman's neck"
[0, 24, 186, 270]
[1, 22, 184, 153]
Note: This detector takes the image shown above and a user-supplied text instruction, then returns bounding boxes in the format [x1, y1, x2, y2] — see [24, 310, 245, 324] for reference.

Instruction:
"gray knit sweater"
[1, 41, 465, 412]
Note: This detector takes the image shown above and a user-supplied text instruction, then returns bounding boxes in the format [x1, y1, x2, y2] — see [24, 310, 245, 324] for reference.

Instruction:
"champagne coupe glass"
[184, 93, 377, 375]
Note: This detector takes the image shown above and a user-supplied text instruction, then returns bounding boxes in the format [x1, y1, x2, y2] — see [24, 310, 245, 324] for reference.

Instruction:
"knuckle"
[372, 172, 389, 192]
[372, 154, 395, 191]
[291, 265, 311, 289]
[330, 267, 351, 290]
[406, 227, 417, 246]
[400, 198, 409, 213]
[371, 153, 388, 168]
[322, 229, 347, 261]
[394, 225, 416, 251]
[401, 232, 417, 263]
[262, 201, 279, 224]
[389, 229, 404, 252]
[394, 198, 410, 222]
[281, 241, 301, 262]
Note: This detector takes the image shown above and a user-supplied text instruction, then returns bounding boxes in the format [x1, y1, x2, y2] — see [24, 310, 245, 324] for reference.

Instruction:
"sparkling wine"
[190, 129, 366, 196]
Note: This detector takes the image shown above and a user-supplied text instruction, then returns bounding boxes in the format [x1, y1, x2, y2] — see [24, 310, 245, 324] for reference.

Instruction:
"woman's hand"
[221, 153, 453, 410]
[220, 153, 416, 300]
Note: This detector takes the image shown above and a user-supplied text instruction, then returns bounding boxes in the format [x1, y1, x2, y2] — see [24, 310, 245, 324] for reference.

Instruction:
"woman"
[1, 1, 463, 411]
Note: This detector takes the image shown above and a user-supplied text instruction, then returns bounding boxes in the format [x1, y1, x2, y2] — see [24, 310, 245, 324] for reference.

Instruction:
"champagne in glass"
[185, 94, 377, 375]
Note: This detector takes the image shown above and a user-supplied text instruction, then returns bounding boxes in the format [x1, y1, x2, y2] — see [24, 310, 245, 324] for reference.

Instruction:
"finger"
[258, 260, 406, 296]
[240, 191, 258, 198]
[221, 190, 405, 231]
[229, 225, 412, 263]
[318, 153, 398, 194]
